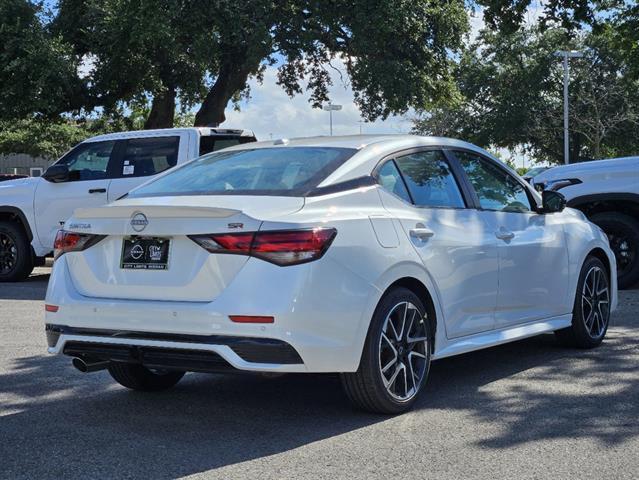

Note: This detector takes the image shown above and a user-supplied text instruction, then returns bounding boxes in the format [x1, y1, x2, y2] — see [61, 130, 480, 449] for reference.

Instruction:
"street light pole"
[322, 103, 342, 136]
[554, 50, 583, 165]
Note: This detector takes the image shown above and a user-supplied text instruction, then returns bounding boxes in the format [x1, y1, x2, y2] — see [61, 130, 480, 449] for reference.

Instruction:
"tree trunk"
[570, 133, 581, 163]
[145, 86, 176, 129]
[194, 61, 254, 127]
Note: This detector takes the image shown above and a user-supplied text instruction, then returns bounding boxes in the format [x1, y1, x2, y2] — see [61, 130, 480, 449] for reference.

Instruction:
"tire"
[590, 212, 639, 289]
[555, 256, 611, 349]
[341, 287, 432, 414]
[0, 220, 34, 282]
[108, 363, 185, 391]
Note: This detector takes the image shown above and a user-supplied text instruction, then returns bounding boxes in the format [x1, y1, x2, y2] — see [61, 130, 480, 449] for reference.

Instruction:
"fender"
[0, 206, 33, 241]
[567, 192, 639, 209]
[361, 260, 448, 359]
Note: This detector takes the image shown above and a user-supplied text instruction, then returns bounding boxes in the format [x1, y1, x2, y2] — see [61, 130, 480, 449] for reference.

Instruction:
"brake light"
[53, 230, 105, 260]
[189, 228, 336, 266]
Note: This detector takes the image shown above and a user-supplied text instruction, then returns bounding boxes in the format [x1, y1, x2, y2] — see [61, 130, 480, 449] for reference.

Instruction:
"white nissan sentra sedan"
[45, 135, 617, 414]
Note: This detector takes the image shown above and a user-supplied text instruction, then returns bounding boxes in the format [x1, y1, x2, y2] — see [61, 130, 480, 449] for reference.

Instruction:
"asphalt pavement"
[0, 266, 637, 479]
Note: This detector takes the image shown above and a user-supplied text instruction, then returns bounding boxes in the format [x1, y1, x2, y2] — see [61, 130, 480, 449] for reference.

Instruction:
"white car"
[44, 135, 617, 414]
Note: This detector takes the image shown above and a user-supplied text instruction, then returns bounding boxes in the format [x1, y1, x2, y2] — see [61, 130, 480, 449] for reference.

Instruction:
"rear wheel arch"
[382, 277, 437, 350]
[568, 193, 639, 220]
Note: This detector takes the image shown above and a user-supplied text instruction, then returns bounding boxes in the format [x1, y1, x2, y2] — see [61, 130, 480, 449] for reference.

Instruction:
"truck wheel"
[0, 221, 34, 282]
[591, 212, 639, 289]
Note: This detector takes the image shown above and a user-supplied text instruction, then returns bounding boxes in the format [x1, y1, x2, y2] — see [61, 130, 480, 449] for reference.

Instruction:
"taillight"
[53, 230, 105, 260]
[189, 228, 336, 266]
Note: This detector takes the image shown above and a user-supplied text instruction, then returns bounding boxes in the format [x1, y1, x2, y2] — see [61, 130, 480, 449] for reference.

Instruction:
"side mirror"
[541, 190, 566, 213]
[42, 165, 70, 183]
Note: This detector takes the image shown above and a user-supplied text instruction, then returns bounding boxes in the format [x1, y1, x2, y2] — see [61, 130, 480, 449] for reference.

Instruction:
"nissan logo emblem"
[130, 212, 148, 232]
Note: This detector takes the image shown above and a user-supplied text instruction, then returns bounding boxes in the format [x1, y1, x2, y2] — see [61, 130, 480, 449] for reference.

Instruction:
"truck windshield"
[128, 147, 356, 198]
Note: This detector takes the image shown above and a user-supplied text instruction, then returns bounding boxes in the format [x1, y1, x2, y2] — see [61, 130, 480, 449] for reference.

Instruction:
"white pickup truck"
[534, 156, 639, 289]
[0, 127, 256, 281]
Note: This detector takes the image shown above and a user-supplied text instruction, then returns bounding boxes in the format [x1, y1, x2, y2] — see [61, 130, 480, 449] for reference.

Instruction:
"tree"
[412, 24, 639, 164]
[52, 0, 471, 128]
[0, 0, 82, 120]
[54, 0, 215, 129]
[193, 0, 473, 126]
[4, 0, 610, 130]
[195, 0, 614, 126]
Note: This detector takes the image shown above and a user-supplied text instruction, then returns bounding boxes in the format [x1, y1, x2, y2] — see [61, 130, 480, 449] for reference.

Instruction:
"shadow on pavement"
[421, 330, 638, 448]
[0, 271, 49, 301]
[1, 325, 637, 479]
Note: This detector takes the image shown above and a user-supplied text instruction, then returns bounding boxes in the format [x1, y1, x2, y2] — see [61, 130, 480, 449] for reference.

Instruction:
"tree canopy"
[412, 22, 639, 164]
[1, 0, 636, 159]
[0, 0, 82, 119]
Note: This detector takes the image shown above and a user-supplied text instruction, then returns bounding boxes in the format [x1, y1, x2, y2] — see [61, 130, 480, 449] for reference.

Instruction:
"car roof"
[84, 127, 255, 143]
[223, 134, 482, 151]
[221, 134, 499, 187]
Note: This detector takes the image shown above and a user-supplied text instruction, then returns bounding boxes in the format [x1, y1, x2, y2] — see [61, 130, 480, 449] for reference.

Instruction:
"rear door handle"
[409, 227, 435, 240]
[88, 188, 107, 194]
[495, 229, 515, 241]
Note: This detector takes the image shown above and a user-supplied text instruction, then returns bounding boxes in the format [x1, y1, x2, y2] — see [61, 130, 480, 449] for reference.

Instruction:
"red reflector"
[45, 304, 59, 313]
[229, 315, 274, 324]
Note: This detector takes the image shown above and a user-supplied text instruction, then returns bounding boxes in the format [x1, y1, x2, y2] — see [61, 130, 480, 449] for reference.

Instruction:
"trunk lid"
[64, 195, 304, 302]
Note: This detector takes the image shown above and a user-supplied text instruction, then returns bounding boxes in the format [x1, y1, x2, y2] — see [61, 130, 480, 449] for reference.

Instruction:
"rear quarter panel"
[261, 186, 444, 367]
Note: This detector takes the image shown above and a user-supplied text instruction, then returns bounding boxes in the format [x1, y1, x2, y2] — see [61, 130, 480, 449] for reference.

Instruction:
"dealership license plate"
[121, 237, 170, 270]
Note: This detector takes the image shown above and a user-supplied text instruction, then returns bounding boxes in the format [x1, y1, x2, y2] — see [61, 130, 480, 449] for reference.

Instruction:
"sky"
[223, 61, 413, 140]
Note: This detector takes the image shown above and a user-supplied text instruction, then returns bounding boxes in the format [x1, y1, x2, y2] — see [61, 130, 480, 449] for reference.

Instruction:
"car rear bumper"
[47, 324, 305, 373]
[45, 254, 380, 373]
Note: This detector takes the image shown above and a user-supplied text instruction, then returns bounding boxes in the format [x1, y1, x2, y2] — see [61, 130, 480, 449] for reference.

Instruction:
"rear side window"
[394, 150, 465, 208]
[119, 137, 180, 178]
[376, 161, 411, 203]
[128, 147, 356, 198]
[199, 135, 256, 156]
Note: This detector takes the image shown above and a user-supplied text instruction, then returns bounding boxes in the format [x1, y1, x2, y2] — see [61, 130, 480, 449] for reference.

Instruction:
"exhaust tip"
[72, 357, 89, 373]
[72, 357, 109, 373]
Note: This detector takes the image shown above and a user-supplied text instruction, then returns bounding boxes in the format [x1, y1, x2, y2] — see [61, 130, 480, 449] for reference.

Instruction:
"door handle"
[88, 188, 107, 194]
[409, 227, 435, 240]
[495, 229, 515, 241]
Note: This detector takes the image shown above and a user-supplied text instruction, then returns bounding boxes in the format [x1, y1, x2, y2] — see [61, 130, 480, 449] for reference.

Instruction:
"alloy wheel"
[581, 266, 610, 339]
[378, 301, 429, 402]
[0, 232, 17, 275]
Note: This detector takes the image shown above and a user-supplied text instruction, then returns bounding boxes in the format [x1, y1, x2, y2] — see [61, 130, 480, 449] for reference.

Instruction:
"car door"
[107, 135, 183, 202]
[375, 148, 499, 339]
[33, 140, 119, 250]
[452, 150, 571, 328]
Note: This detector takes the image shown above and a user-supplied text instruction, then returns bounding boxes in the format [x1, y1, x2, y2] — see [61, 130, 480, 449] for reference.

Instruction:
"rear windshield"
[128, 147, 356, 198]
[198, 135, 256, 155]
